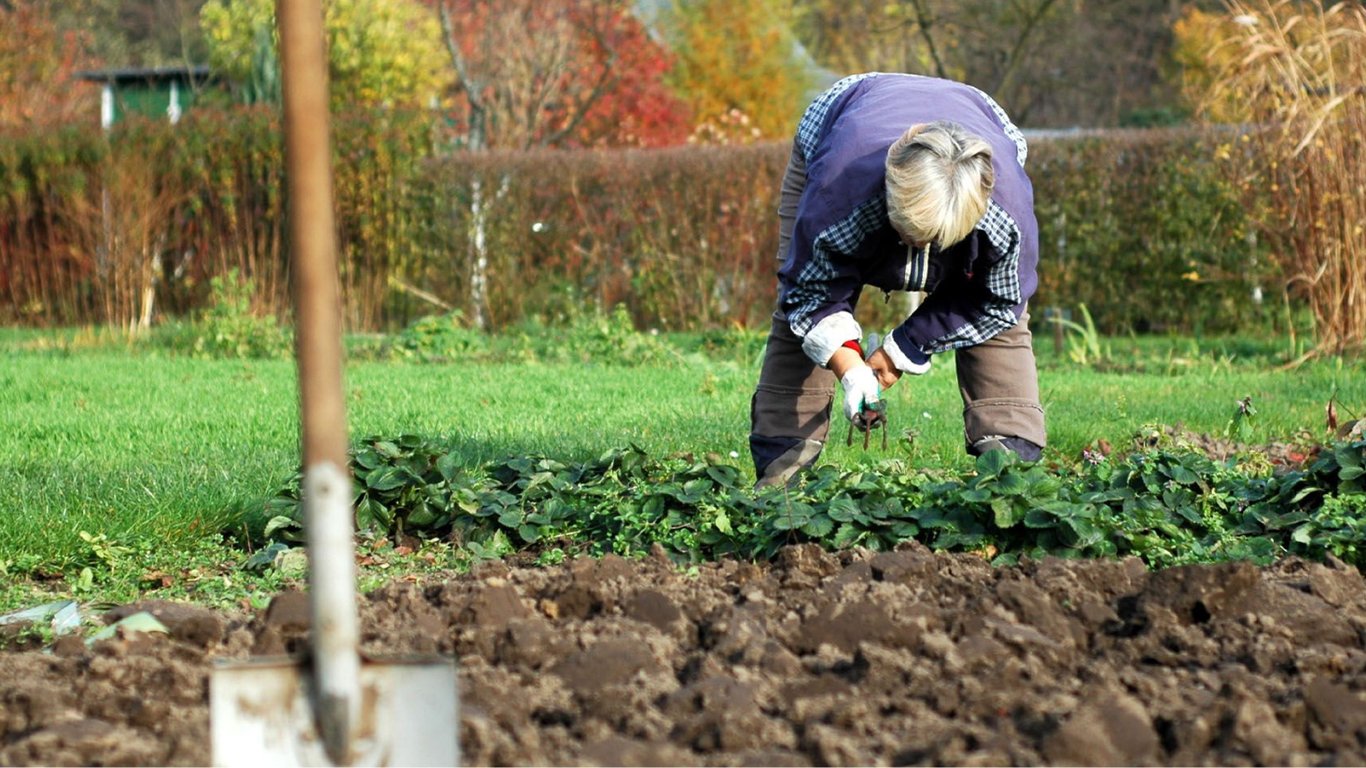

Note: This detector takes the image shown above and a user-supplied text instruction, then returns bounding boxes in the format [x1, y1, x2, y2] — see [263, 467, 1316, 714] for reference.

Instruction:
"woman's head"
[885, 121, 994, 248]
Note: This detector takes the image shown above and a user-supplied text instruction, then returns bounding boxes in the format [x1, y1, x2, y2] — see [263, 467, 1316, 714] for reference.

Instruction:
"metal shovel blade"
[210, 654, 458, 767]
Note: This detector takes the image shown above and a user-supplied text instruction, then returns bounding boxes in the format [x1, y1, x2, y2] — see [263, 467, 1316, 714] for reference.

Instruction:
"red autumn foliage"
[0, 1, 98, 129]
[427, 0, 691, 149]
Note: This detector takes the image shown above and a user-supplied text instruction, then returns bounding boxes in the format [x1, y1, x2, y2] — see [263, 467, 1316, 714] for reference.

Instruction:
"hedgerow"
[1, 114, 1277, 338]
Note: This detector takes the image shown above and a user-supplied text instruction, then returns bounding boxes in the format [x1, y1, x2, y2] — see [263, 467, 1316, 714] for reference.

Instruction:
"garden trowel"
[210, 1, 456, 765]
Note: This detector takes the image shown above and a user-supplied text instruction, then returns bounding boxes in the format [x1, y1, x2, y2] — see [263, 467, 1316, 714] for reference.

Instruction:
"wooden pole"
[278, 0, 346, 468]
[277, 0, 360, 763]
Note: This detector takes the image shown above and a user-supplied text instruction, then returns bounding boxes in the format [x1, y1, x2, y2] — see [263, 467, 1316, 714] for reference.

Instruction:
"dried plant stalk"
[59, 145, 190, 335]
[1199, 0, 1366, 356]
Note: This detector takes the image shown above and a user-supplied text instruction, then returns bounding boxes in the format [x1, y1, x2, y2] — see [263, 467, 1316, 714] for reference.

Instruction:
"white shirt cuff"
[798, 311, 863, 367]
[882, 334, 932, 375]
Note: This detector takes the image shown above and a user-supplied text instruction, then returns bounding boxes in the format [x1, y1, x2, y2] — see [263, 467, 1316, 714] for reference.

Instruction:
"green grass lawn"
[1, 326, 1362, 612]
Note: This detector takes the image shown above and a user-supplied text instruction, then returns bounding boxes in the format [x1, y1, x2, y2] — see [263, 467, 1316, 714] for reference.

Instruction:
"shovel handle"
[278, 0, 361, 763]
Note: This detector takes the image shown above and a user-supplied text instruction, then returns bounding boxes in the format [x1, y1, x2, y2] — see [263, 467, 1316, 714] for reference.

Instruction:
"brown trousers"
[750, 145, 1046, 484]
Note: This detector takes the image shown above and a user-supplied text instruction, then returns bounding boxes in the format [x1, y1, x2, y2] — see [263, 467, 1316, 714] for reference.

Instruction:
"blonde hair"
[885, 121, 994, 247]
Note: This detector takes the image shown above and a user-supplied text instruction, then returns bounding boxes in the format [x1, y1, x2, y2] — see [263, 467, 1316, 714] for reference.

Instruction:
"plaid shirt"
[779, 73, 1038, 361]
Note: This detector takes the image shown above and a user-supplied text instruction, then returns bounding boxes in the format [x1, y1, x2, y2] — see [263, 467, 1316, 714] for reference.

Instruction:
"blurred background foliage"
[0, 0, 1362, 357]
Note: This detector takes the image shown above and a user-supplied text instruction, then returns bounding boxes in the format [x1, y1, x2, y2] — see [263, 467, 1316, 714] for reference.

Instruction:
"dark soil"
[3, 542, 1366, 766]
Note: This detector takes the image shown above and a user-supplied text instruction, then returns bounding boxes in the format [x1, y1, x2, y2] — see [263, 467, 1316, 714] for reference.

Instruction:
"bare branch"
[905, 0, 949, 78]
[437, 0, 486, 149]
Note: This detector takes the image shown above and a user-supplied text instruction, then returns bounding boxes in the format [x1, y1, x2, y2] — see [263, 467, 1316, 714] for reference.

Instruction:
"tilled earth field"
[3, 541, 1366, 766]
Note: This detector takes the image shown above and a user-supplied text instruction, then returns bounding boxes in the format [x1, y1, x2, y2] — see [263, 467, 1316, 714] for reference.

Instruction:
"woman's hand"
[838, 365, 881, 423]
[866, 347, 902, 389]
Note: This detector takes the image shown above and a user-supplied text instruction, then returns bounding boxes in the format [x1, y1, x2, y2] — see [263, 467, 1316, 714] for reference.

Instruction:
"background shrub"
[0, 113, 1280, 338]
[1030, 129, 1275, 335]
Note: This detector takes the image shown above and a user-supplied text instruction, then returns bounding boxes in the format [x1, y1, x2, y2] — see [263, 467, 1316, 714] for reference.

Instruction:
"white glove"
[840, 365, 881, 423]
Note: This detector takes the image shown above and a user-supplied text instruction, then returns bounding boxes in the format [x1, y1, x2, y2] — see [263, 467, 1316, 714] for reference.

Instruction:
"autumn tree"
[653, 0, 815, 141]
[430, 0, 690, 149]
[793, 0, 935, 78]
[199, 0, 451, 109]
[1170, 4, 1248, 123]
[52, 0, 211, 69]
[791, 0, 1188, 128]
[1020, 0, 1187, 127]
[0, 1, 97, 128]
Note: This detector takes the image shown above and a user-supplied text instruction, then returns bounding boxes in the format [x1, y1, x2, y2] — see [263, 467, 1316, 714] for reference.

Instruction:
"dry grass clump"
[58, 148, 188, 335]
[1196, 0, 1366, 357]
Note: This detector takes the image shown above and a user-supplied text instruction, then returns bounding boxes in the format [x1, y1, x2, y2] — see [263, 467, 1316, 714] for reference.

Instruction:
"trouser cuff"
[751, 436, 824, 488]
[962, 399, 1046, 451]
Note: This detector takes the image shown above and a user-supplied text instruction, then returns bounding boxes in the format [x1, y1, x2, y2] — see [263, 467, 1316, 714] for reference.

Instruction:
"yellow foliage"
[200, 0, 451, 109]
[659, 0, 814, 140]
[1171, 6, 1250, 123]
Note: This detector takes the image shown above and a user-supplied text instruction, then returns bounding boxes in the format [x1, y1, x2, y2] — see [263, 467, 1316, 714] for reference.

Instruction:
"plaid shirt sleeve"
[784, 195, 887, 338]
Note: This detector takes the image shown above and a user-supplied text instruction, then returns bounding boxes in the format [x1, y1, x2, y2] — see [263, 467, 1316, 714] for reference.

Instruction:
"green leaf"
[772, 506, 811, 531]
[960, 488, 992, 504]
[706, 465, 739, 487]
[354, 449, 382, 470]
[832, 523, 863, 548]
[975, 449, 1008, 478]
[1290, 486, 1321, 504]
[1291, 524, 1314, 545]
[995, 472, 1029, 496]
[936, 529, 987, 550]
[1235, 536, 1279, 562]
[683, 478, 711, 497]
[1065, 517, 1104, 547]
[713, 509, 733, 535]
[525, 471, 556, 491]
[87, 612, 168, 644]
[355, 496, 389, 532]
[826, 497, 860, 522]
[1337, 446, 1363, 469]
[366, 467, 406, 492]
[643, 495, 665, 518]
[1026, 474, 1064, 499]
[801, 515, 835, 538]
[436, 452, 460, 482]
[889, 521, 919, 539]
[244, 541, 291, 571]
[1166, 464, 1200, 485]
[1172, 504, 1203, 526]
[263, 515, 302, 539]
[992, 497, 1026, 528]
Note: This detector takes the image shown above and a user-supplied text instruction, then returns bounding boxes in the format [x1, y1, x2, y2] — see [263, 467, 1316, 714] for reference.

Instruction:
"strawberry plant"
[260, 434, 1366, 571]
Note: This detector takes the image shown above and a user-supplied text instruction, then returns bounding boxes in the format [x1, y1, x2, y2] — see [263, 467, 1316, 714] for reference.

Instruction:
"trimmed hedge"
[0, 112, 1277, 336]
[410, 144, 787, 332]
[1030, 129, 1274, 335]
